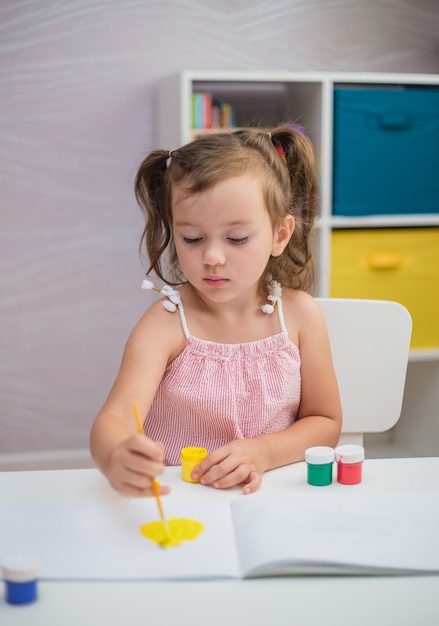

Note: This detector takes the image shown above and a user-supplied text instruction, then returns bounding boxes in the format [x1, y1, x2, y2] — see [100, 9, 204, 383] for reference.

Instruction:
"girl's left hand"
[190, 439, 266, 494]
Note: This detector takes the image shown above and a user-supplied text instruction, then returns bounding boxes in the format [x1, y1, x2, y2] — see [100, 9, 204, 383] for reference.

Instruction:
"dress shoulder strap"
[141, 279, 190, 339]
[263, 280, 287, 333]
[273, 281, 287, 333]
[276, 292, 287, 333]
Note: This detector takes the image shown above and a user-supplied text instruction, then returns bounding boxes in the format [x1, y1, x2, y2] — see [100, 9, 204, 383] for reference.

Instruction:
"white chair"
[316, 298, 412, 446]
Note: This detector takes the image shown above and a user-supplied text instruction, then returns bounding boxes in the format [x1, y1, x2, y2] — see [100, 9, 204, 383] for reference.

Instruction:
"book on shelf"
[1, 491, 439, 580]
[192, 92, 212, 129]
[191, 92, 236, 130]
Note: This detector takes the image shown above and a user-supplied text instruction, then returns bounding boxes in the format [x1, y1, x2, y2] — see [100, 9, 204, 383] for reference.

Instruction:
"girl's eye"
[183, 237, 203, 244]
[228, 237, 248, 245]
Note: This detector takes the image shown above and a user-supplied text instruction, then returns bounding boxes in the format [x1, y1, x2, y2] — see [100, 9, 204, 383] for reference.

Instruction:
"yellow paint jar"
[180, 447, 208, 483]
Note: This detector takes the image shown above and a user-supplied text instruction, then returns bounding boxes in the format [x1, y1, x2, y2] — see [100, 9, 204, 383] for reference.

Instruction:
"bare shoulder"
[282, 288, 324, 323]
[126, 297, 187, 364]
[281, 288, 327, 346]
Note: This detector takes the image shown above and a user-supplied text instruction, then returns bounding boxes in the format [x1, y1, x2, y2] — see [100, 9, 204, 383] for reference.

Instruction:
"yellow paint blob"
[140, 517, 204, 548]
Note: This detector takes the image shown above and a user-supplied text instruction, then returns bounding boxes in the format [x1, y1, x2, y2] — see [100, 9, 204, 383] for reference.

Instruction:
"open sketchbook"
[1, 492, 439, 580]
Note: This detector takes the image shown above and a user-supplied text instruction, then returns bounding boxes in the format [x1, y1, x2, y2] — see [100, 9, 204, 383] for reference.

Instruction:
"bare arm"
[257, 290, 342, 467]
[90, 301, 186, 496]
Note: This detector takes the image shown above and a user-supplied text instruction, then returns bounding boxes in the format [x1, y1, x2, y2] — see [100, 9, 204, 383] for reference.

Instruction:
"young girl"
[90, 125, 342, 497]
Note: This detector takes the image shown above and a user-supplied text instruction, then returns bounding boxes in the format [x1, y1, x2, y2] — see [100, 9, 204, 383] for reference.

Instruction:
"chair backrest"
[316, 298, 412, 445]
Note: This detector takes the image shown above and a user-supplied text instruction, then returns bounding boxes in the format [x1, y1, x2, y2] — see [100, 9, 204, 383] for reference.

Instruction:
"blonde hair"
[135, 125, 318, 294]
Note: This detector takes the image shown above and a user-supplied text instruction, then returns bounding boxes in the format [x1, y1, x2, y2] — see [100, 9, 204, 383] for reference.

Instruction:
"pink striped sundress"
[144, 287, 301, 465]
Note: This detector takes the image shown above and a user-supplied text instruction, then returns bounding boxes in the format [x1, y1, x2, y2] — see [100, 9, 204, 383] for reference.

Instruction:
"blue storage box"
[332, 86, 439, 216]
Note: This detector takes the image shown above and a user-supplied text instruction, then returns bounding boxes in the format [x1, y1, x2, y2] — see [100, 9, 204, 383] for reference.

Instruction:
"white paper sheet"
[0, 497, 241, 581]
[231, 492, 439, 576]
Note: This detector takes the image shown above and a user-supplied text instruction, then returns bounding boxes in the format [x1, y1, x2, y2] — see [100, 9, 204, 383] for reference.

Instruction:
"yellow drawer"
[330, 228, 439, 349]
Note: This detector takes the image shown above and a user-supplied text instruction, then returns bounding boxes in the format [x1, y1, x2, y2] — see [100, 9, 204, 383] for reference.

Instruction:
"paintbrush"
[132, 401, 171, 540]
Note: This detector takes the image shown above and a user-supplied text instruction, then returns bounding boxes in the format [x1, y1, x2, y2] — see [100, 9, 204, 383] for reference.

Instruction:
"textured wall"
[1, 0, 438, 455]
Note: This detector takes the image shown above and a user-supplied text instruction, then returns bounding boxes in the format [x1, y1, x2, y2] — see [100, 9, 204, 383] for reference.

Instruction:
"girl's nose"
[202, 241, 226, 266]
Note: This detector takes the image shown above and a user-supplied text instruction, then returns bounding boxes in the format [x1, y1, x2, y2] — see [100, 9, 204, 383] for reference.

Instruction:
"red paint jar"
[335, 444, 365, 485]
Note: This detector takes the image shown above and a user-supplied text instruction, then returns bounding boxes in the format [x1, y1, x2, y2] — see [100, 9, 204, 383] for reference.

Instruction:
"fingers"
[200, 465, 261, 492]
[242, 471, 262, 495]
[107, 435, 169, 497]
[128, 435, 165, 466]
[192, 445, 262, 493]
[110, 478, 171, 499]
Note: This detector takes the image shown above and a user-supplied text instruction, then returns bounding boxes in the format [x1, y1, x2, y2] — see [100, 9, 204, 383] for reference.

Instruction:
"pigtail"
[134, 150, 176, 284]
[271, 126, 317, 228]
[268, 126, 318, 292]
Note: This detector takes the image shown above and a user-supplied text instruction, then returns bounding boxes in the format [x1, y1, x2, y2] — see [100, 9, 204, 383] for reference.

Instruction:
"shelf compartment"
[332, 85, 439, 217]
[330, 227, 439, 349]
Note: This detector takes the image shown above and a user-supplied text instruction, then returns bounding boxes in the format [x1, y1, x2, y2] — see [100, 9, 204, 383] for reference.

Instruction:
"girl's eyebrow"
[174, 219, 253, 227]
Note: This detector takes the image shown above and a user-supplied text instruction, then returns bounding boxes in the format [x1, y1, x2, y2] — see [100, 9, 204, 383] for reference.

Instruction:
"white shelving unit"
[157, 70, 439, 457]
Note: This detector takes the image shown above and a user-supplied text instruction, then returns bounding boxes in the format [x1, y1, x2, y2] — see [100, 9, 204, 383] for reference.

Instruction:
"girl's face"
[171, 175, 294, 307]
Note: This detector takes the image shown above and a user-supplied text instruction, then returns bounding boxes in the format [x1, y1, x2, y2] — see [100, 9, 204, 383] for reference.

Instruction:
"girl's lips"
[203, 277, 229, 287]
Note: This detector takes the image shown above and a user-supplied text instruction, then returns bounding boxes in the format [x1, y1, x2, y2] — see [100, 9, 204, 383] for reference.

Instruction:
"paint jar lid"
[305, 446, 335, 465]
[2, 554, 40, 583]
[180, 447, 208, 462]
[335, 444, 365, 463]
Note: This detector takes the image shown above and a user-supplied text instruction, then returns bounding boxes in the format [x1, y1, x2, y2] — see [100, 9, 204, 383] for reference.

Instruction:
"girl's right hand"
[105, 435, 170, 498]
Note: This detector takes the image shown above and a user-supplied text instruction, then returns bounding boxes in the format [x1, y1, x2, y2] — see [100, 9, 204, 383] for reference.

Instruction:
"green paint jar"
[305, 446, 335, 486]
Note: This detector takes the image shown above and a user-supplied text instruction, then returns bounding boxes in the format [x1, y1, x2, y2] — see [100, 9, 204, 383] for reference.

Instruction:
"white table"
[1, 457, 439, 626]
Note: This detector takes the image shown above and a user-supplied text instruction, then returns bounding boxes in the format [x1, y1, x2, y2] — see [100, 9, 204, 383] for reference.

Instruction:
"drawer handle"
[367, 252, 404, 270]
[377, 113, 412, 130]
